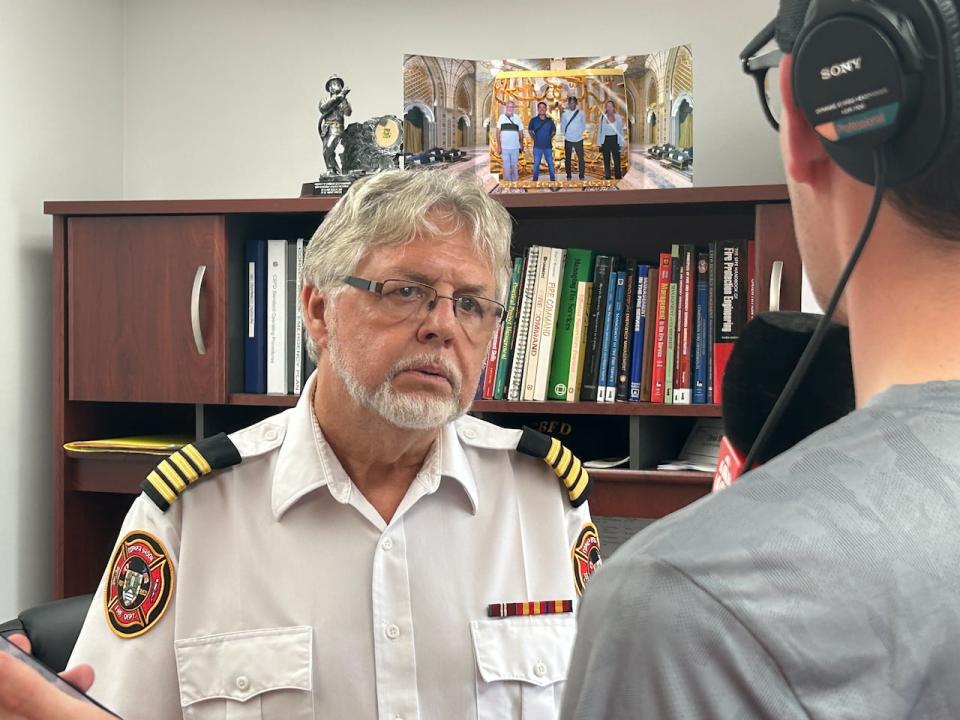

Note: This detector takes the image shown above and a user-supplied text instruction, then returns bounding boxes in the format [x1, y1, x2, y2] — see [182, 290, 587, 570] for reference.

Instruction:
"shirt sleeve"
[68, 495, 185, 720]
[565, 499, 600, 598]
[560, 553, 810, 720]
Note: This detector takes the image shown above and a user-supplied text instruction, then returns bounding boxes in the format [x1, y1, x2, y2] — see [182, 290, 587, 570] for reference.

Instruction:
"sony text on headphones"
[786, 0, 960, 185]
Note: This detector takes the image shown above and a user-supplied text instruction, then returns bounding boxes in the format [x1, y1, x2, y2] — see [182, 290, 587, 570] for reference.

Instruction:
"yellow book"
[63, 434, 193, 456]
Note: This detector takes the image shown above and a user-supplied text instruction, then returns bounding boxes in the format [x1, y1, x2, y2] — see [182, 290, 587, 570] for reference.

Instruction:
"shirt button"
[462, 428, 477, 440]
[263, 427, 279, 442]
[385, 623, 401, 640]
[236, 675, 249, 691]
[533, 661, 547, 678]
[381, 537, 393, 551]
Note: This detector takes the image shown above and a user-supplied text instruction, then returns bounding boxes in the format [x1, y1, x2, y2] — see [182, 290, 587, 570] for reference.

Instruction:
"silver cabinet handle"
[769, 260, 784, 312]
[191, 265, 207, 355]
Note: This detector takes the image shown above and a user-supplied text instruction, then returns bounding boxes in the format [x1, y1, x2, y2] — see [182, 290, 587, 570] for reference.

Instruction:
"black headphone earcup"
[791, 0, 960, 186]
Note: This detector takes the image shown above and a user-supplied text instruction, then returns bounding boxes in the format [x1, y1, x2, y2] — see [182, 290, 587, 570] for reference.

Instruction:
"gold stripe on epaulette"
[568, 467, 590, 502]
[147, 470, 177, 504]
[181, 444, 211, 474]
[169, 452, 200, 484]
[157, 460, 187, 493]
[562, 456, 583, 487]
[545, 438, 562, 466]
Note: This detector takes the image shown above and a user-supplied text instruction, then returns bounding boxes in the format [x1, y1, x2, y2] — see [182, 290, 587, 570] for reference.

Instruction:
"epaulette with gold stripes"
[516, 427, 591, 507]
[141, 433, 242, 512]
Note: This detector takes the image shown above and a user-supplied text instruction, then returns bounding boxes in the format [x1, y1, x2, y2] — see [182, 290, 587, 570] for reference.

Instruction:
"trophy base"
[300, 176, 355, 197]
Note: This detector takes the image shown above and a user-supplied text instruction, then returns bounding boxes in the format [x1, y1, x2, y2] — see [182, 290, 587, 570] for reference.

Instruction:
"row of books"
[244, 238, 316, 395]
[477, 240, 754, 404]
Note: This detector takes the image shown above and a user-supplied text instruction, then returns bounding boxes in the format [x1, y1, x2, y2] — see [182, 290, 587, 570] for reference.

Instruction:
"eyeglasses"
[741, 17, 784, 130]
[343, 276, 505, 342]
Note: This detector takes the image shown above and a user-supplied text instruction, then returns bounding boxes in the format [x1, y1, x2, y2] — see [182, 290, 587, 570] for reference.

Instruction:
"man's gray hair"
[302, 169, 513, 360]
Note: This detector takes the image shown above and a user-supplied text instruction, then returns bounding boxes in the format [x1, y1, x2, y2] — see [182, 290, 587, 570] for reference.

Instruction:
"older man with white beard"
[27, 170, 597, 720]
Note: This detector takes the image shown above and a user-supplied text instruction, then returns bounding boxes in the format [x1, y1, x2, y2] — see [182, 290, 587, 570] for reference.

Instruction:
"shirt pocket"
[470, 616, 576, 720]
[175, 626, 314, 720]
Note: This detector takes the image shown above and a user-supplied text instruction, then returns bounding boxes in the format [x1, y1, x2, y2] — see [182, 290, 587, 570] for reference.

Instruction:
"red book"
[712, 240, 747, 405]
[481, 323, 503, 399]
[650, 252, 672, 403]
[675, 245, 695, 404]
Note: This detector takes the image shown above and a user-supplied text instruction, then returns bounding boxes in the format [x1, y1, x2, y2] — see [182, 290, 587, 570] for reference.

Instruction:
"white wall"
[0, 0, 123, 618]
[121, 0, 786, 198]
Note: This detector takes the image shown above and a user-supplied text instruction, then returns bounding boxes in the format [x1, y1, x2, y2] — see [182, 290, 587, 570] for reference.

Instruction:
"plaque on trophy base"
[301, 175, 357, 197]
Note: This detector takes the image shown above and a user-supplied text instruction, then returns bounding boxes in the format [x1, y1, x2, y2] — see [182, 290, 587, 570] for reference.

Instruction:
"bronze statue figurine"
[319, 74, 352, 175]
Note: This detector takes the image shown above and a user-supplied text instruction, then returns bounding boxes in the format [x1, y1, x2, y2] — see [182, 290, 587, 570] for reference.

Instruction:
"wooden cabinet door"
[67, 216, 228, 403]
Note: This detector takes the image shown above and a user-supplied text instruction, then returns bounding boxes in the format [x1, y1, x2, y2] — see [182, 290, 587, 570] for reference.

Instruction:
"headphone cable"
[743, 148, 888, 470]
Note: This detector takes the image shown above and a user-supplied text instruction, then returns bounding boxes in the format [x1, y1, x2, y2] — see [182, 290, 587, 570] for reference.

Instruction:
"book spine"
[494, 256, 524, 400]
[615, 259, 638, 402]
[596, 268, 619, 403]
[651, 253, 671, 403]
[629, 265, 649, 401]
[640, 270, 659, 402]
[508, 246, 540, 401]
[674, 245, 695, 404]
[664, 245, 680, 405]
[567, 280, 592, 401]
[693, 251, 709, 404]
[244, 238, 268, 394]
[286, 242, 297, 394]
[533, 247, 566, 401]
[713, 240, 747, 405]
[522, 247, 552, 401]
[293, 238, 305, 395]
[548, 249, 594, 400]
[707, 242, 716, 404]
[606, 271, 626, 402]
[482, 322, 503, 399]
[579, 256, 612, 401]
[266, 239, 287, 394]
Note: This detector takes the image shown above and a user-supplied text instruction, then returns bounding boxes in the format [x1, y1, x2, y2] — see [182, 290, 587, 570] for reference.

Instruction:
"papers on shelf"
[656, 418, 724, 472]
[63, 435, 193, 456]
[583, 456, 630, 469]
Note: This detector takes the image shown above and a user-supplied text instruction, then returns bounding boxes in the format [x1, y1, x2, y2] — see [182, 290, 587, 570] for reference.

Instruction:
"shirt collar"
[271, 373, 480, 519]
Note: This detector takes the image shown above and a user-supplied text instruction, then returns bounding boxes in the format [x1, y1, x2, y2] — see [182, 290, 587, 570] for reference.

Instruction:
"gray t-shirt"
[562, 381, 960, 719]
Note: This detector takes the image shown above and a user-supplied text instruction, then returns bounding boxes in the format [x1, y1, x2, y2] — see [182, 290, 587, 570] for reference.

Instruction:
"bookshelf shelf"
[50, 184, 800, 597]
[228, 393, 299, 407]
[474, 401, 721, 416]
[227, 394, 722, 416]
[589, 469, 712, 518]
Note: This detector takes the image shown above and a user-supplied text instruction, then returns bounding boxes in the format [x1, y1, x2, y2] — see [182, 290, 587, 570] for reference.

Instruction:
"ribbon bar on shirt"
[487, 600, 574, 618]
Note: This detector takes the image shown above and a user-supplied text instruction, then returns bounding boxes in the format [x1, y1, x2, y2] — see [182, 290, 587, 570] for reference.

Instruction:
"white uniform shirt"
[70, 372, 596, 720]
[497, 113, 522, 151]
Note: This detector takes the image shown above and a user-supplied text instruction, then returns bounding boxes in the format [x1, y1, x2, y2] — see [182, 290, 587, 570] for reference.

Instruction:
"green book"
[493, 257, 525, 399]
[664, 243, 681, 405]
[547, 249, 595, 400]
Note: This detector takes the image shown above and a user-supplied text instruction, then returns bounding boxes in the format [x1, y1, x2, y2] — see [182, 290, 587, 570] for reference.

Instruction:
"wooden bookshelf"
[48, 185, 800, 597]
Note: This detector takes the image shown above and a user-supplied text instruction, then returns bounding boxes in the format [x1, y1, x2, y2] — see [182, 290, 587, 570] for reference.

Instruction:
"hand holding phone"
[0, 635, 120, 718]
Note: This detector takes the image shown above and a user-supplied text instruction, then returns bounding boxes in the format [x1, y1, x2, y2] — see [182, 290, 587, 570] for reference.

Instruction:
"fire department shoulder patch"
[104, 530, 174, 639]
[572, 523, 602, 596]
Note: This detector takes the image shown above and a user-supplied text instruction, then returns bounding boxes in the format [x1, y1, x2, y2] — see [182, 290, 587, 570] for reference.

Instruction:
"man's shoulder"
[452, 416, 592, 508]
[140, 411, 292, 512]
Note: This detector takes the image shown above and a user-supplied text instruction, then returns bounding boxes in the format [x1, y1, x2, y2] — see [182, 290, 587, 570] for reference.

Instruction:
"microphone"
[713, 311, 855, 491]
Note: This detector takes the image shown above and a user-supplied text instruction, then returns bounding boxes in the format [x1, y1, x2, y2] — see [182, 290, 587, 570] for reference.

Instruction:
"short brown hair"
[889, 148, 960, 243]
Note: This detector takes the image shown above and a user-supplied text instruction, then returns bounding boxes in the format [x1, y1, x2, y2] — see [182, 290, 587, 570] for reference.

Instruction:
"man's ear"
[302, 285, 331, 352]
[779, 54, 831, 185]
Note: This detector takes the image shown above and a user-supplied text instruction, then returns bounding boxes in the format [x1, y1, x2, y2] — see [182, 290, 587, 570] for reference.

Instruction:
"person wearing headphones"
[562, 0, 960, 717]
